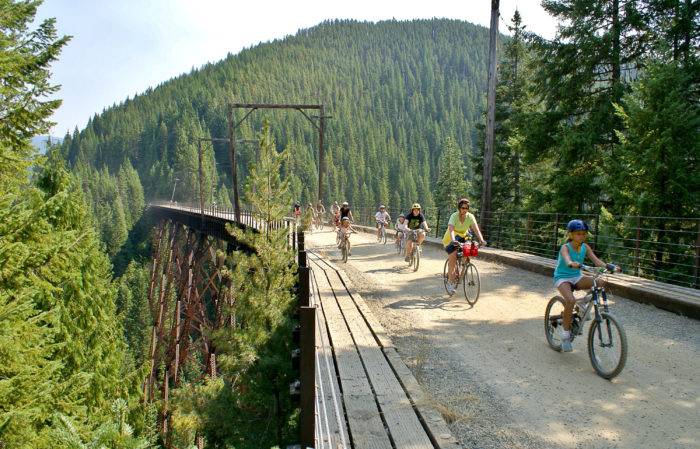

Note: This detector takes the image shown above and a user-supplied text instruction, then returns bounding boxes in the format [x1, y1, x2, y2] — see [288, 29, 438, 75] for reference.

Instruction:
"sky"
[37, 0, 559, 136]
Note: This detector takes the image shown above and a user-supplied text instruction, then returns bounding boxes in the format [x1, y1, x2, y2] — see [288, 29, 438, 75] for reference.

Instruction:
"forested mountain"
[58, 19, 492, 216]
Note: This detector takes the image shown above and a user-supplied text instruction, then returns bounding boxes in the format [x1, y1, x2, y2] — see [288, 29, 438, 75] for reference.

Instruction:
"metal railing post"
[299, 305, 316, 447]
[635, 216, 642, 277]
[553, 213, 560, 258]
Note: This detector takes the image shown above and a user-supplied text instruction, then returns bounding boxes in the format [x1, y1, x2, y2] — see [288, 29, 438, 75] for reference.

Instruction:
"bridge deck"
[308, 251, 460, 449]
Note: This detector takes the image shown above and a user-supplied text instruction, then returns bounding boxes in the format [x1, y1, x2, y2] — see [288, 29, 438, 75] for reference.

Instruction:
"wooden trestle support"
[143, 219, 236, 446]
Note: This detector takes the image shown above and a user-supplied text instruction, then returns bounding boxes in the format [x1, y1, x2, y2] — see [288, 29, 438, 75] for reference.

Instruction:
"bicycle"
[395, 230, 406, 255]
[338, 230, 353, 263]
[544, 264, 627, 379]
[314, 212, 325, 231]
[377, 221, 388, 244]
[443, 241, 481, 305]
[407, 230, 422, 272]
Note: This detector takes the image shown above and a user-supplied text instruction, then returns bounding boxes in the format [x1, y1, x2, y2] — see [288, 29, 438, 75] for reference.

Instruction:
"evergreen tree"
[527, 0, 647, 211]
[435, 137, 469, 213]
[611, 62, 699, 218]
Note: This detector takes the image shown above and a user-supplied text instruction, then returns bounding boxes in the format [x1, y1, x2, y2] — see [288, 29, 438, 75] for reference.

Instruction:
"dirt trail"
[306, 229, 699, 449]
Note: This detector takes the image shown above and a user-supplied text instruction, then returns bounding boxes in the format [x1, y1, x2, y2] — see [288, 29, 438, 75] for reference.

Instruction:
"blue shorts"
[445, 236, 467, 254]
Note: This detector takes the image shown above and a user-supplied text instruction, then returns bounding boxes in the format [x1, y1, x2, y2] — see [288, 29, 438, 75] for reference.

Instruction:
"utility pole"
[318, 105, 325, 204]
[227, 104, 241, 222]
[480, 0, 499, 231]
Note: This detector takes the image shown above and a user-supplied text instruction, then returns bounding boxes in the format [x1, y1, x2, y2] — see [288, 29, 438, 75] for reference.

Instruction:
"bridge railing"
[149, 200, 299, 247]
[344, 204, 699, 289]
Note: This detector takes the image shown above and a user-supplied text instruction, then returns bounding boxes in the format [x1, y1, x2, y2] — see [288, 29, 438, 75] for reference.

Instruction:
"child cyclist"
[375, 205, 391, 240]
[394, 213, 409, 246]
[554, 219, 621, 352]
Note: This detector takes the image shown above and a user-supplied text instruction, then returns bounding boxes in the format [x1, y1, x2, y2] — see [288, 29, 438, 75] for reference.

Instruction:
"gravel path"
[306, 229, 700, 449]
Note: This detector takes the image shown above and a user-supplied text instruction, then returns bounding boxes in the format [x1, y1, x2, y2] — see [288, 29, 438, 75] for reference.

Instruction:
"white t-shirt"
[395, 219, 409, 232]
[375, 211, 390, 223]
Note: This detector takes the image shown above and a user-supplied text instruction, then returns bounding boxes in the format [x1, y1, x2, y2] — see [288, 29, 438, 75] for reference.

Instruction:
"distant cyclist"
[554, 219, 620, 352]
[404, 203, 430, 262]
[293, 202, 301, 225]
[394, 213, 408, 246]
[375, 205, 391, 240]
[339, 201, 354, 222]
[443, 198, 486, 295]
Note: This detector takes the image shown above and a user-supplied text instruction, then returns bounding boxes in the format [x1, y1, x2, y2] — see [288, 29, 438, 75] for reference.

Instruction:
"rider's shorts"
[554, 275, 583, 289]
[408, 229, 425, 242]
[444, 235, 467, 254]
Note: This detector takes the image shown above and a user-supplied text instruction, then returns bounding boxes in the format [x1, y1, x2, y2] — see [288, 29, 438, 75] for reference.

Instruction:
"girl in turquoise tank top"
[553, 219, 620, 352]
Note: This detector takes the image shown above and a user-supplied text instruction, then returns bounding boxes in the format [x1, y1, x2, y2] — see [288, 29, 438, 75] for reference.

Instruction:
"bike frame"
[573, 269, 612, 340]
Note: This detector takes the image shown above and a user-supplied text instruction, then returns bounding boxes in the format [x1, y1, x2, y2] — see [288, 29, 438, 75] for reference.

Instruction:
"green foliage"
[611, 61, 699, 217]
[50, 399, 155, 449]
[0, 0, 70, 183]
[435, 137, 469, 212]
[167, 124, 298, 448]
[60, 19, 492, 211]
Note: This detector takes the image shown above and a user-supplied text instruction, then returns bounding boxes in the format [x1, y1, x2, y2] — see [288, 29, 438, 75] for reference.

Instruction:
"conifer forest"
[0, 0, 697, 448]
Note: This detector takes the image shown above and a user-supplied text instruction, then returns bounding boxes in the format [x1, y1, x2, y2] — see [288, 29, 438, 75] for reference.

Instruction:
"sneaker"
[561, 337, 573, 352]
[558, 328, 572, 352]
[446, 282, 456, 295]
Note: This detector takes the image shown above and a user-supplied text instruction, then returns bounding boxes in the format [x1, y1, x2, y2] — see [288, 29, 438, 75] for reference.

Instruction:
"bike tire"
[588, 312, 627, 379]
[462, 262, 480, 305]
[382, 228, 387, 245]
[412, 247, 420, 271]
[395, 237, 401, 254]
[544, 296, 566, 351]
[342, 243, 348, 263]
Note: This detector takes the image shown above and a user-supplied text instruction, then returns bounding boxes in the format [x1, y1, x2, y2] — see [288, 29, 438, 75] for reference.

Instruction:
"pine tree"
[435, 137, 469, 213]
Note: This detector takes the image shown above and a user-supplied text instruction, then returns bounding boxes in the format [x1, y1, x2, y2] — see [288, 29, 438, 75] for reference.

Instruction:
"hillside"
[59, 19, 491, 211]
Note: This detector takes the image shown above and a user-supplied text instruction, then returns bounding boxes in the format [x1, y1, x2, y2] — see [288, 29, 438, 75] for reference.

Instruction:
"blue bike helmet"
[566, 219, 589, 232]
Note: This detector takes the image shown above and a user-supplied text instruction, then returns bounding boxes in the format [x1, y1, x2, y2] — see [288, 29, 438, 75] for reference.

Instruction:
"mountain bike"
[377, 221, 388, 244]
[395, 230, 406, 255]
[407, 230, 422, 272]
[544, 265, 627, 379]
[338, 230, 353, 263]
[314, 212, 325, 231]
[443, 241, 480, 305]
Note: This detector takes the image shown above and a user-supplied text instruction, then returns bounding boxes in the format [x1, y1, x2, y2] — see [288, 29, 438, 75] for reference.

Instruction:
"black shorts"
[445, 236, 467, 254]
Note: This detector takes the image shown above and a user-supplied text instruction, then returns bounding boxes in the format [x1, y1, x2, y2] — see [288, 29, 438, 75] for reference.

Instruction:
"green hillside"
[59, 19, 491, 212]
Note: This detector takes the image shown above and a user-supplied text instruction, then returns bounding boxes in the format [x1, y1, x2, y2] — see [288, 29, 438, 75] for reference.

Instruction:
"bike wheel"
[412, 247, 420, 271]
[462, 262, 480, 305]
[382, 228, 387, 244]
[395, 237, 401, 254]
[342, 242, 348, 263]
[544, 296, 566, 351]
[588, 312, 627, 379]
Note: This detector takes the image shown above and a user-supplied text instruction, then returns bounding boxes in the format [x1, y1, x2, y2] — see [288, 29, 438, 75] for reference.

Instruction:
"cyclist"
[374, 205, 391, 240]
[443, 198, 486, 295]
[315, 201, 326, 227]
[293, 202, 301, 225]
[554, 219, 621, 352]
[330, 201, 340, 229]
[394, 213, 408, 246]
[337, 216, 353, 253]
[404, 203, 430, 263]
[339, 201, 354, 222]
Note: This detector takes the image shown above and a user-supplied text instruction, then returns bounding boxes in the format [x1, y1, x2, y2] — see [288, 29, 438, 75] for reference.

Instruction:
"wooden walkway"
[307, 251, 460, 449]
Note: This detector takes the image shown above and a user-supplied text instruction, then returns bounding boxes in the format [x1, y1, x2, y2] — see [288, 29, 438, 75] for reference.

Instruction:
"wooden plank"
[311, 268, 350, 449]
[324, 270, 434, 449]
[383, 347, 461, 449]
[312, 264, 393, 449]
